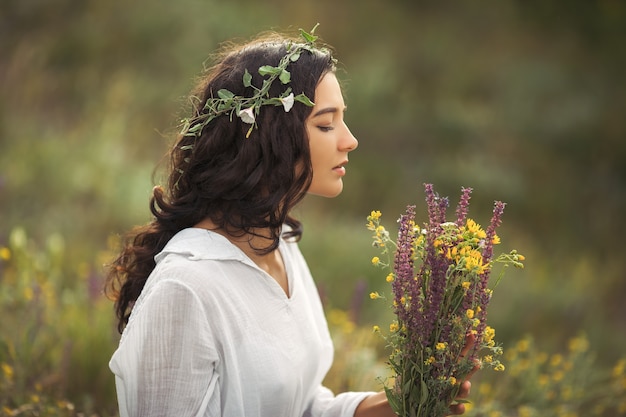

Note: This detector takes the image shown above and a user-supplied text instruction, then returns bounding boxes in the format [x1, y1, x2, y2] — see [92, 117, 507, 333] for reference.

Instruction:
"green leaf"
[217, 89, 234, 100]
[279, 69, 291, 84]
[290, 52, 301, 62]
[294, 93, 314, 107]
[453, 399, 472, 404]
[242, 69, 252, 87]
[299, 24, 319, 43]
[258, 65, 280, 77]
[262, 98, 282, 106]
[420, 379, 429, 405]
[187, 124, 203, 133]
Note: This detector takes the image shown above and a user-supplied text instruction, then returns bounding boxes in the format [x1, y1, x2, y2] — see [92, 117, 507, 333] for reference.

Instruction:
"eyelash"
[317, 126, 333, 132]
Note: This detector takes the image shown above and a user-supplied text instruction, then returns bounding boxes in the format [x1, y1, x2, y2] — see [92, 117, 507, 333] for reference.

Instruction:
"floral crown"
[180, 25, 325, 139]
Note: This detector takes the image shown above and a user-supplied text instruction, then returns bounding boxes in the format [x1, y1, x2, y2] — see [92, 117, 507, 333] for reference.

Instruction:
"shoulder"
[133, 229, 250, 305]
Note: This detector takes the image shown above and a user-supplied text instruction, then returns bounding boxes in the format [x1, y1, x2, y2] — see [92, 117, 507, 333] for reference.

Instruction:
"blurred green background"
[1, 0, 625, 414]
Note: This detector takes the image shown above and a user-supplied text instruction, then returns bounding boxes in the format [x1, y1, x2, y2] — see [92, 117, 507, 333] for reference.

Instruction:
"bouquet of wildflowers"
[367, 184, 524, 417]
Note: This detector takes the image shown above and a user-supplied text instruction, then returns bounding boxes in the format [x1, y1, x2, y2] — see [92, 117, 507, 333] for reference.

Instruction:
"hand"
[355, 334, 480, 417]
[447, 334, 480, 416]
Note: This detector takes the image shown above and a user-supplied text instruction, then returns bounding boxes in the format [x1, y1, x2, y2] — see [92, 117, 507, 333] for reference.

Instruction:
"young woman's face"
[305, 72, 358, 198]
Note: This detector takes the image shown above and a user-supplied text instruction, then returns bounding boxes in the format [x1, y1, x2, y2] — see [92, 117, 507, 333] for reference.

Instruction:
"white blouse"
[109, 228, 372, 417]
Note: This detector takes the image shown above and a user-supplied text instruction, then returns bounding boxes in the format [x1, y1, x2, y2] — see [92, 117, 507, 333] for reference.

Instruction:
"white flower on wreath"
[280, 93, 295, 112]
[238, 107, 255, 124]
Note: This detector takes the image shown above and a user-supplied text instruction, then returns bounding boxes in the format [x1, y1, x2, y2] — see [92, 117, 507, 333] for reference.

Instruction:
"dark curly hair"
[105, 33, 337, 332]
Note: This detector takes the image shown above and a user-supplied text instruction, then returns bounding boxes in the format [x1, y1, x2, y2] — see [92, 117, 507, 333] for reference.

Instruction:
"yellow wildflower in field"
[369, 292, 382, 299]
[568, 335, 589, 353]
[550, 354, 563, 367]
[0, 247, 10, 261]
[2, 362, 13, 381]
[613, 359, 625, 378]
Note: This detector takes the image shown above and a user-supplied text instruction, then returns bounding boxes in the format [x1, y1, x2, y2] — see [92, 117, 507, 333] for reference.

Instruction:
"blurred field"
[1, 0, 625, 414]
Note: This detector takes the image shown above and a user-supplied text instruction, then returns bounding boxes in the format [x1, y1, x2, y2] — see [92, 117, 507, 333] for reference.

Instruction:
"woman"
[106, 28, 472, 417]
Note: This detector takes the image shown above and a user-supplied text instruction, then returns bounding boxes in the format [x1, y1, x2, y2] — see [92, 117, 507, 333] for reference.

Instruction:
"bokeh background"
[1, 0, 625, 415]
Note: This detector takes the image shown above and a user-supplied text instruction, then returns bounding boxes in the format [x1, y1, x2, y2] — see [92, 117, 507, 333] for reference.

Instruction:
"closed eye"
[317, 126, 334, 132]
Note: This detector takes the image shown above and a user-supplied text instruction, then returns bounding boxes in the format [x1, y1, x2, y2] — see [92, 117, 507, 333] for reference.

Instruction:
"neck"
[194, 217, 289, 296]
[194, 218, 275, 258]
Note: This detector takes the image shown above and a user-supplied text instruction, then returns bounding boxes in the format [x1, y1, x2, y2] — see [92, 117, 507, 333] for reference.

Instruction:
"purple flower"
[392, 205, 416, 329]
[455, 187, 473, 227]
[482, 201, 506, 264]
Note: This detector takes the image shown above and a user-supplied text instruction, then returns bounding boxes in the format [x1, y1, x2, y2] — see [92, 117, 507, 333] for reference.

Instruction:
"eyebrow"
[311, 106, 347, 118]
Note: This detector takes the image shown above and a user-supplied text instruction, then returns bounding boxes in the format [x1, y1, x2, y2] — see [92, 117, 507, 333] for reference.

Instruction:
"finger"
[448, 402, 466, 415]
[464, 361, 480, 381]
[459, 333, 476, 359]
[456, 381, 471, 399]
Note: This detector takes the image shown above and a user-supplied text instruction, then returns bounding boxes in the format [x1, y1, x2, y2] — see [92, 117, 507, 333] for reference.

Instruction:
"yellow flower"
[461, 281, 471, 290]
[550, 354, 563, 367]
[518, 406, 532, 417]
[389, 322, 399, 332]
[372, 325, 380, 333]
[371, 256, 380, 266]
[23, 286, 34, 301]
[568, 335, 589, 353]
[448, 376, 457, 385]
[436, 342, 447, 351]
[2, 363, 13, 381]
[466, 309, 475, 319]
[484, 326, 495, 343]
[465, 219, 487, 239]
[386, 273, 394, 283]
[425, 356, 436, 365]
[612, 359, 625, 378]
[492, 234, 501, 245]
[369, 292, 381, 300]
[369, 210, 382, 221]
[494, 363, 505, 371]
[0, 247, 10, 261]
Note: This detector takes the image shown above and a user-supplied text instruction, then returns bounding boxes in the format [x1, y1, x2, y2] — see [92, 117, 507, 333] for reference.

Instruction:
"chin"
[307, 183, 344, 198]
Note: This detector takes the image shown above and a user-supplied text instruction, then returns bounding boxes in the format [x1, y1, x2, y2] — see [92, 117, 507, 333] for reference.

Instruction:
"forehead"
[313, 72, 345, 109]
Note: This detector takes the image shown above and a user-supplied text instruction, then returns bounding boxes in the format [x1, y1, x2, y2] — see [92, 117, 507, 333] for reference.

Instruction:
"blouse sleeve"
[304, 385, 375, 417]
[110, 279, 220, 417]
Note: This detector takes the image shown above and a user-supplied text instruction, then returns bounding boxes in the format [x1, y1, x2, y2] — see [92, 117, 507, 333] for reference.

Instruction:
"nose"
[340, 122, 358, 152]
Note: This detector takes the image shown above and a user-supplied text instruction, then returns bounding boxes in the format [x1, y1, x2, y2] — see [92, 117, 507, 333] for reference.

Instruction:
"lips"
[333, 160, 348, 175]
[333, 160, 348, 170]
